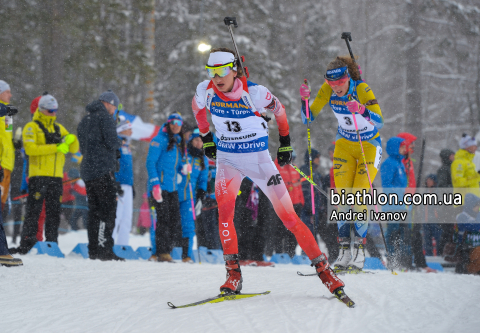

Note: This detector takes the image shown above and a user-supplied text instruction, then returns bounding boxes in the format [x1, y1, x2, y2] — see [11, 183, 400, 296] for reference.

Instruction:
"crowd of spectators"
[0, 78, 479, 274]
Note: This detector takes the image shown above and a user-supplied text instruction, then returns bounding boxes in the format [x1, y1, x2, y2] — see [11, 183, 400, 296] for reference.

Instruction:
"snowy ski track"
[1, 233, 479, 333]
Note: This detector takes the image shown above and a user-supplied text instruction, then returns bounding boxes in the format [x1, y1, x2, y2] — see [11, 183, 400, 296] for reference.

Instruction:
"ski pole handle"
[304, 80, 310, 118]
[341, 32, 362, 81]
[224, 17, 238, 28]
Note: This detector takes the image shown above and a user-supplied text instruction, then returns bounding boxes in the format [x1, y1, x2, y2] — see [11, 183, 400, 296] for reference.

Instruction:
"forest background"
[1, 0, 479, 208]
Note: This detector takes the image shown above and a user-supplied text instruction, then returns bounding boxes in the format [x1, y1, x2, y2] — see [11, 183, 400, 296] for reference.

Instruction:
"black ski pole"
[342, 32, 396, 274]
[341, 32, 361, 81]
[415, 138, 426, 187]
[224, 17, 249, 78]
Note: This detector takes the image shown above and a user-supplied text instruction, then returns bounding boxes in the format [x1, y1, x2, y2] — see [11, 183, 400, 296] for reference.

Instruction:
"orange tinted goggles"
[325, 76, 349, 87]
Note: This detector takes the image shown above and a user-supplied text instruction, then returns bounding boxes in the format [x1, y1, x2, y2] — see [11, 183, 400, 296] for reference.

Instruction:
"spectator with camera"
[0, 81, 17, 217]
[77, 90, 124, 261]
[0, 82, 22, 266]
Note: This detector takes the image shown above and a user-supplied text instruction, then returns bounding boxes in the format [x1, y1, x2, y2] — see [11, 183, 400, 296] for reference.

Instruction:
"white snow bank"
[2, 237, 479, 332]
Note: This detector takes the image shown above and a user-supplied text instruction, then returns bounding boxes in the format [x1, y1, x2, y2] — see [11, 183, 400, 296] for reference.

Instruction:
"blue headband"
[324, 66, 349, 81]
[167, 113, 183, 123]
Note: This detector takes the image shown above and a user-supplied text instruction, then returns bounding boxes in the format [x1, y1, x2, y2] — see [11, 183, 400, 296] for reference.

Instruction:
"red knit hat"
[30, 96, 41, 114]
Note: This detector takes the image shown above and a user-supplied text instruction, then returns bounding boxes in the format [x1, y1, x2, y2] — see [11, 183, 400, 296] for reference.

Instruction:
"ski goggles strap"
[205, 62, 234, 78]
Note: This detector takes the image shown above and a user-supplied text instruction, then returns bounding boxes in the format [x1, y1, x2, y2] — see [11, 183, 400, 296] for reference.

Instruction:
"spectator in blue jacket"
[381, 137, 408, 269]
[146, 113, 187, 262]
[178, 128, 208, 262]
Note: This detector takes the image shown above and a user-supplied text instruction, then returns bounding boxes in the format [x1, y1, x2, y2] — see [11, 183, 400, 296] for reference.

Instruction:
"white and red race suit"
[191, 76, 322, 259]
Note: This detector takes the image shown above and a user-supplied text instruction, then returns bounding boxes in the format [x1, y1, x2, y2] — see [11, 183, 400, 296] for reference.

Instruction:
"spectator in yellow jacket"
[452, 134, 480, 210]
[10, 94, 79, 254]
[0, 81, 15, 211]
[0, 80, 22, 267]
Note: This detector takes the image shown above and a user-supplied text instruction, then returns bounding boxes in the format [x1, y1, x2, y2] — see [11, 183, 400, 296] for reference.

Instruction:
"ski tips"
[392, 270, 398, 275]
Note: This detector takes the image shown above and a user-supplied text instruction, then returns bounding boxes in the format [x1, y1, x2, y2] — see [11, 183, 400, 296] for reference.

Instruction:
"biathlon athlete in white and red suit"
[191, 48, 347, 297]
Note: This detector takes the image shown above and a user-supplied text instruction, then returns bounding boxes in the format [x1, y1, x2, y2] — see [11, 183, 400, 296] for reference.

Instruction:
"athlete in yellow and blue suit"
[300, 57, 384, 270]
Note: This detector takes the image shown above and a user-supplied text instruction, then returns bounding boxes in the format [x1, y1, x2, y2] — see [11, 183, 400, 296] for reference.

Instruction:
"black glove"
[277, 134, 293, 166]
[201, 132, 217, 161]
[115, 149, 121, 172]
[6, 105, 18, 116]
[0, 167, 4, 183]
[196, 188, 206, 202]
[115, 181, 124, 197]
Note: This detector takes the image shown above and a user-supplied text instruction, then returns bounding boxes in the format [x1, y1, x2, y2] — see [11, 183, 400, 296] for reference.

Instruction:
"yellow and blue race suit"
[303, 78, 384, 237]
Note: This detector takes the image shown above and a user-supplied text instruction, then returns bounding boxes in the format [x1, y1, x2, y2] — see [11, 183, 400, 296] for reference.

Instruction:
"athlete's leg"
[244, 151, 321, 260]
[331, 140, 358, 268]
[345, 140, 382, 269]
[351, 140, 382, 238]
[215, 159, 243, 256]
[215, 153, 245, 293]
[243, 151, 345, 293]
[333, 139, 358, 230]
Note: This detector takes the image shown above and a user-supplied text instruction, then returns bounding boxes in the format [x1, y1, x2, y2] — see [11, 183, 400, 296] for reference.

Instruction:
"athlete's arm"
[301, 82, 332, 124]
[356, 82, 384, 129]
[250, 85, 289, 136]
[192, 80, 211, 134]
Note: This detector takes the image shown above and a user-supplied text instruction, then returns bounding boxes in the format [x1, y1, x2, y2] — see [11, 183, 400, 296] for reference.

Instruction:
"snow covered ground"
[2, 232, 480, 333]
